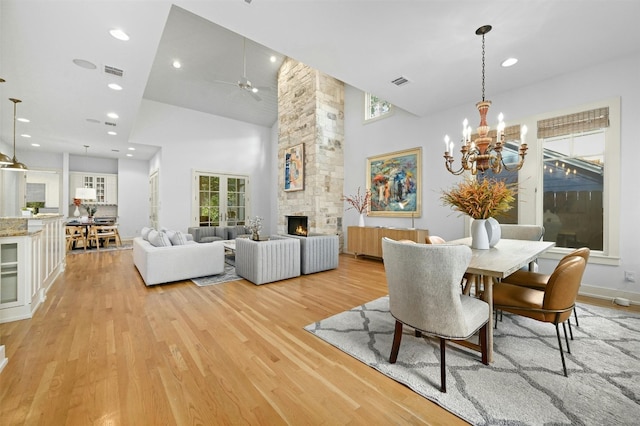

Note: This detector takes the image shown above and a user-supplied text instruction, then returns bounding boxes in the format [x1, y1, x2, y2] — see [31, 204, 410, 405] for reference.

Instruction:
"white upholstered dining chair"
[381, 237, 489, 392]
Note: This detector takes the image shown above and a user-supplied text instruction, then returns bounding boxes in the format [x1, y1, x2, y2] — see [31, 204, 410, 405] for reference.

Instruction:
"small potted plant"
[247, 216, 263, 241]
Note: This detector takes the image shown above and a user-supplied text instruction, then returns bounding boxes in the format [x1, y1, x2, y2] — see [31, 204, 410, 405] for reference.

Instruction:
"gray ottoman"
[284, 234, 339, 274]
[235, 236, 301, 285]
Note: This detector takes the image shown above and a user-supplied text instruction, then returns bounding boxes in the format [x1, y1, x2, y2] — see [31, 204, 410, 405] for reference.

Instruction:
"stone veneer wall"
[277, 58, 345, 250]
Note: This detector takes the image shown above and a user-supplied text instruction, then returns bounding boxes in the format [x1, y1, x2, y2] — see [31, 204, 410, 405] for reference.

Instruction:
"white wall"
[130, 99, 274, 233]
[344, 51, 640, 302]
[117, 158, 149, 238]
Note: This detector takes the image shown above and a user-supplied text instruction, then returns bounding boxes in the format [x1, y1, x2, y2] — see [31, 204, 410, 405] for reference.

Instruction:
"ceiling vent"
[391, 76, 410, 86]
[105, 121, 117, 127]
[104, 65, 124, 77]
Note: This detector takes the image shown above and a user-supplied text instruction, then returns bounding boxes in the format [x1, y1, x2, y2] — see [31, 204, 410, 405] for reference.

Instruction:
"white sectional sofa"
[133, 231, 225, 286]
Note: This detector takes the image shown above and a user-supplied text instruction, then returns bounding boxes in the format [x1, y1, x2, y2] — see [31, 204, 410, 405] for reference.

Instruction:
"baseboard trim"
[579, 285, 640, 306]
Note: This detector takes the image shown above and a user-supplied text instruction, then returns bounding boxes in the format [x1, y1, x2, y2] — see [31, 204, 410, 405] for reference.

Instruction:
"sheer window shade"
[537, 107, 609, 139]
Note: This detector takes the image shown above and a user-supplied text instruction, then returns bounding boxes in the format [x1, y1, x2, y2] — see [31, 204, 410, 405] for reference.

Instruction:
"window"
[542, 131, 604, 250]
[364, 93, 393, 122]
[523, 99, 620, 264]
[193, 172, 249, 227]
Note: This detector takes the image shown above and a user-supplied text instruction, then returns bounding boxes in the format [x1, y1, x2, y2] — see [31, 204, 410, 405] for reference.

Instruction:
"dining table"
[448, 237, 555, 362]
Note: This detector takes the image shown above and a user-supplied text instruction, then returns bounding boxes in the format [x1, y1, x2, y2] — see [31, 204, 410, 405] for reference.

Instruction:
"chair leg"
[479, 323, 489, 365]
[573, 307, 579, 327]
[567, 318, 574, 340]
[389, 321, 403, 363]
[440, 338, 447, 393]
[562, 322, 572, 354]
[555, 323, 568, 377]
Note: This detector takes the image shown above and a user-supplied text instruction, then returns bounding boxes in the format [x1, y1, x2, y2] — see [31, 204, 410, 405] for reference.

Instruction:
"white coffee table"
[220, 240, 236, 253]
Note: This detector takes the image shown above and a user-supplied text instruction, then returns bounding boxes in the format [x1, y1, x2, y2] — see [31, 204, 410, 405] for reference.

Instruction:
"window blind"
[537, 107, 609, 139]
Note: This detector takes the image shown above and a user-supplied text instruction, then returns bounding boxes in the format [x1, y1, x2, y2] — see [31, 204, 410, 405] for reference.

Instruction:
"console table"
[347, 226, 429, 258]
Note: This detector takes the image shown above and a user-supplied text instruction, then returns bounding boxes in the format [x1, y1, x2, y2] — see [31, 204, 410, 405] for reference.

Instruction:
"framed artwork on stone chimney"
[366, 147, 422, 217]
[284, 143, 304, 192]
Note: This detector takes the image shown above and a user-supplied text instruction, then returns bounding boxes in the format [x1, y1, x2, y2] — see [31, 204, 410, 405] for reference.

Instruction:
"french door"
[192, 172, 249, 227]
[149, 170, 159, 229]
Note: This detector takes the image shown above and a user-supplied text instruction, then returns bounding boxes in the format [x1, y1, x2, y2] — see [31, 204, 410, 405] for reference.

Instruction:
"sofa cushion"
[141, 226, 153, 241]
[169, 231, 189, 246]
[148, 229, 172, 247]
[201, 236, 223, 243]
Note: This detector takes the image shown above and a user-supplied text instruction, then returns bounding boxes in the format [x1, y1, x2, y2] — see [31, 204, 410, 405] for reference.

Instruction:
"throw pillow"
[169, 231, 188, 246]
[148, 229, 172, 247]
[141, 226, 153, 241]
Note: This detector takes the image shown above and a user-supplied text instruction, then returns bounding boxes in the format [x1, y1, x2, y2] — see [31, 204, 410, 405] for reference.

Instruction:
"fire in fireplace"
[286, 215, 308, 236]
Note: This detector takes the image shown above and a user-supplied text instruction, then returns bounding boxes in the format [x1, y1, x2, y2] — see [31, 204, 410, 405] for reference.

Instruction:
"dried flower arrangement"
[341, 187, 371, 214]
[247, 216, 263, 240]
[441, 177, 515, 220]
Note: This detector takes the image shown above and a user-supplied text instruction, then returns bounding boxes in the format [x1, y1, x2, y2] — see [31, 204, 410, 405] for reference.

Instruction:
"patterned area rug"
[191, 264, 243, 287]
[66, 241, 132, 254]
[305, 296, 640, 425]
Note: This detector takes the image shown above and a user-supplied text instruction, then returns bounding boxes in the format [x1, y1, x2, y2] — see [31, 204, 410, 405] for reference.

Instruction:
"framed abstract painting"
[284, 143, 304, 191]
[366, 147, 422, 217]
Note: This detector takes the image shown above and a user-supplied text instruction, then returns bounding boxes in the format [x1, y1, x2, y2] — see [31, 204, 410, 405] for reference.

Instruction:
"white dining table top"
[447, 237, 555, 278]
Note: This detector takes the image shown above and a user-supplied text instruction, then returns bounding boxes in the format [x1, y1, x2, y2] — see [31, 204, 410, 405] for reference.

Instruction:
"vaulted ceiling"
[1, 0, 639, 161]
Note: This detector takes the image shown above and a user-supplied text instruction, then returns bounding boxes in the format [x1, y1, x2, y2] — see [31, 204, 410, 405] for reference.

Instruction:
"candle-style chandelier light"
[444, 25, 528, 175]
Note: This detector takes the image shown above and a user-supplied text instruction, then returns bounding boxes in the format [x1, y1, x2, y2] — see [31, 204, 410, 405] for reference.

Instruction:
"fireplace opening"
[287, 215, 308, 236]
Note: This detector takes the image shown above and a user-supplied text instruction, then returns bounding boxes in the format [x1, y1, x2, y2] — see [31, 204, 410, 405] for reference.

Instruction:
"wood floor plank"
[3, 249, 634, 425]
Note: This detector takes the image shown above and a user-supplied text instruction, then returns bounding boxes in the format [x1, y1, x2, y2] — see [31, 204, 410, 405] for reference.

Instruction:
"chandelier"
[444, 25, 527, 175]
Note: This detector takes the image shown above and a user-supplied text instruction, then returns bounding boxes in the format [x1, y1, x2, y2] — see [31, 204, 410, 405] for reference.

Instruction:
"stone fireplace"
[277, 58, 345, 250]
[286, 215, 308, 236]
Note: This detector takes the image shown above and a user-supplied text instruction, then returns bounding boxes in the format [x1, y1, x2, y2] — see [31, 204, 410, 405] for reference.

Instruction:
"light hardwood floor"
[1, 250, 637, 425]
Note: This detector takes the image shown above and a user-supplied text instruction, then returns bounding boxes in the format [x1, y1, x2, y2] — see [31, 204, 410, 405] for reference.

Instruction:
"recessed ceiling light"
[73, 58, 97, 69]
[86, 118, 101, 124]
[31, 143, 40, 147]
[128, 147, 136, 151]
[109, 28, 130, 41]
[270, 55, 277, 63]
[501, 57, 518, 67]
[126, 153, 133, 157]
[21, 134, 31, 138]
[172, 60, 182, 69]
[108, 131, 117, 136]
[17, 117, 30, 123]
[107, 112, 119, 119]
[108, 83, 123, 91]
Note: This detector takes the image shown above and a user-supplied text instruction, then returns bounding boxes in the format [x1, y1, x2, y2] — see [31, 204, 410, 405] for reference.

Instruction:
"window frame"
[363, 92, 393, 123]
[517, 97, 620, 265]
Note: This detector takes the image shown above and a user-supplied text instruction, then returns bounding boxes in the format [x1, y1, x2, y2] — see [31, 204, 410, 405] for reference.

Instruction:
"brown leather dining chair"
[493, 256, 587, 376]
[382, 237, 489, 392]
[501, 247, 590, 327]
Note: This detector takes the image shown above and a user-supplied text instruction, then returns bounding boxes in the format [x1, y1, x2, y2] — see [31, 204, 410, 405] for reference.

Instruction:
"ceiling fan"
[214, 37, 264, 102]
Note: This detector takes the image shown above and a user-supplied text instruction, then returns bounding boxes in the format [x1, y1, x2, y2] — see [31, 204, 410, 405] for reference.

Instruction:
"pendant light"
[0, 79, 13, 165]
[3, 98, 28, 171]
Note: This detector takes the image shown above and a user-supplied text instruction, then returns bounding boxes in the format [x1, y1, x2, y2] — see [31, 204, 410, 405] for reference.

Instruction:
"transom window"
[364, 93, 393, 122]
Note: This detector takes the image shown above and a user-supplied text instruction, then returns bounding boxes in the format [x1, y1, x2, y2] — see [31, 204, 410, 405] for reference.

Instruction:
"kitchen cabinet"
[70, 172, 117, 204]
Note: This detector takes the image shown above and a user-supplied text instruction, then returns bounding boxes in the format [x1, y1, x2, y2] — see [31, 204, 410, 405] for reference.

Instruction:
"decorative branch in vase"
[441, 177, 516, 249]
[342, 187, 371, 227]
